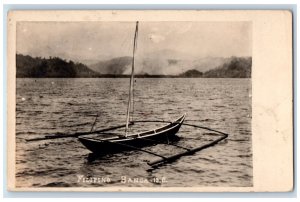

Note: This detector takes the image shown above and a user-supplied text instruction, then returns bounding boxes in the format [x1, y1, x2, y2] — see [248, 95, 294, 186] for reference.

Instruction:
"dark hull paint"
[78, 114, 185, 155]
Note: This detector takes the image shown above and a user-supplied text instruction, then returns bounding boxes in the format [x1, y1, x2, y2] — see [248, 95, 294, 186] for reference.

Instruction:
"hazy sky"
[17, 21, 252, 62]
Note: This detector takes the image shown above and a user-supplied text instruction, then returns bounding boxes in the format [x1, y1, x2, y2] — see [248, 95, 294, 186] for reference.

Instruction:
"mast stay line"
[125, 21, 139, 136]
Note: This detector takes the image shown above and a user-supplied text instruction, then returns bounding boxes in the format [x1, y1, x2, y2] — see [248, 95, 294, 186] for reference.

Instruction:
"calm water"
[16, 78, 252, 187]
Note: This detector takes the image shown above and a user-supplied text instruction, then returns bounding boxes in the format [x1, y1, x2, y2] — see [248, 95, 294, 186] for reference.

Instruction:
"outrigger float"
[27, 21, 229, 167]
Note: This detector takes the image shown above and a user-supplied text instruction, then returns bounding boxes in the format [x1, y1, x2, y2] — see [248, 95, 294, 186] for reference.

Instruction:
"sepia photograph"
[7, 10, 293, 192]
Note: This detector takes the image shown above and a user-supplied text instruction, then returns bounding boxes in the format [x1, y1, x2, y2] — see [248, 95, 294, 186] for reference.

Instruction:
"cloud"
[17, 22, 251, 61]
[148, 34, 165, 43]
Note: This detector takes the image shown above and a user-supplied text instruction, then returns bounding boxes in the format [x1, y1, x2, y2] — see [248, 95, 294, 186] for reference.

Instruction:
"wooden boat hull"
[78, 114, 185, 155]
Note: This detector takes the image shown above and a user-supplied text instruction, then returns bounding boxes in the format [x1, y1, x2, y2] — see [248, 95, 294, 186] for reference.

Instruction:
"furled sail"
[125, 21, 139, 136]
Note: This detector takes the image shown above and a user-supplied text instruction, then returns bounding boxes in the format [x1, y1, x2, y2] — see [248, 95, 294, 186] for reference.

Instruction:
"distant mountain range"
[89, 56, 132, 74]
[16, 54, 251, 78]
[204, 57, 251, 78]
[16, 54, 99, 78]
[89, 54, 230, 75]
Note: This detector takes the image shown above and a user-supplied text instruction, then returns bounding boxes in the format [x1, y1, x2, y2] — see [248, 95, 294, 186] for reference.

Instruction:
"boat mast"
[125, 21, 139, 136]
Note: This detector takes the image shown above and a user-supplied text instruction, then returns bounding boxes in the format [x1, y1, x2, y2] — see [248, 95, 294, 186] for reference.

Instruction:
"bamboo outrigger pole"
[148, 133, 228, 167]
[26, 123, 133, 142]
[125, 21, 139, 137]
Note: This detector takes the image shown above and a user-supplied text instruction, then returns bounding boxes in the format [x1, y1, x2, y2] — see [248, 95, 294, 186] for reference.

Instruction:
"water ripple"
[16, 78, 252, 188]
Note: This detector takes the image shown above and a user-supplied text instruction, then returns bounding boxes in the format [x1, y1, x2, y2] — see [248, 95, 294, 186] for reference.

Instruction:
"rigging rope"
[90, 23, 134, 133]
